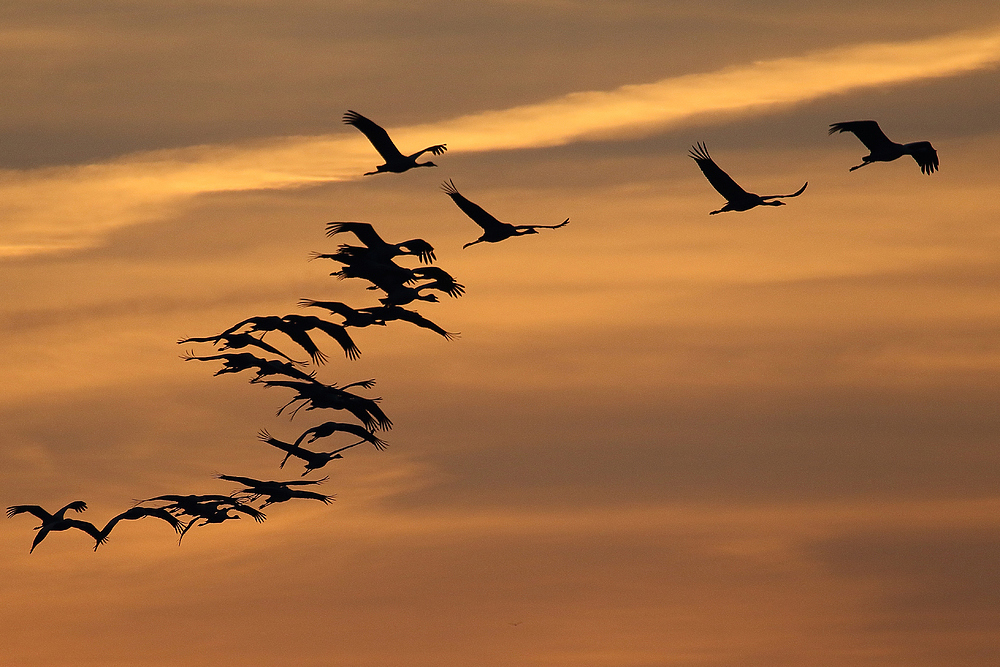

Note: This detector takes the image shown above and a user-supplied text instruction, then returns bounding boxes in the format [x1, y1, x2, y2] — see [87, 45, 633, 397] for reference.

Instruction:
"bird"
[292, 420, 389, 451]
[180, 351, 316, 382]
[7, 501, 106, 553]
[216, 474, 335, 508]
[442, 180, 569, 248]
[260, 377, 392, 430]
[689, 143, 807, 214]
[829, 120, 939, 174]
[378, 266, 465, 307]
[344, 110, 447, 175]
[324, 221, 436, 263]
[257, 429, 366, 474]
[95, 506, 184, 550]
[301, 301, 458, 340]
[177, 330, 304, 364]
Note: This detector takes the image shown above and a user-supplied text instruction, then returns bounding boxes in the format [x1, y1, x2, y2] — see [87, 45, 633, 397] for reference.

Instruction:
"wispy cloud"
[3, 25, 999, 257]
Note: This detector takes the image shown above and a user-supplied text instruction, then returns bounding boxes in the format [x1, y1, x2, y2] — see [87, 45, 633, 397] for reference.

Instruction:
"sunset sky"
[3, 2, 1000, 666]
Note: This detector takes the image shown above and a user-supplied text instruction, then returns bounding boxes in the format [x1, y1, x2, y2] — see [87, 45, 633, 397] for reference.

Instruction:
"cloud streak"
[3, 25, 1000, 257]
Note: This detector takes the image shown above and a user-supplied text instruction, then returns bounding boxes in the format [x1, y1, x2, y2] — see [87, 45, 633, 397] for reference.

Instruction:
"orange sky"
[3, 3, 1000, 666]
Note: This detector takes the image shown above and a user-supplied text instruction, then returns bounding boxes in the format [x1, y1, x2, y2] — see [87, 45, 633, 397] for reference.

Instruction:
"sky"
[2, 2, 1000, 666]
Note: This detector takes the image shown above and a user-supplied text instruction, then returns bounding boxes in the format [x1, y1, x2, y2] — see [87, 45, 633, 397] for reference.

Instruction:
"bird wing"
[6, 504, 52, 521]
[231, 503, 267, 523]
[66, 519, 106, 543]
[324, 221, 385, 246]
[299, 299, 360, 319]
[907, 141, 939, 174]
[760, 182, 808, 201]
[377, 306, 458, 339]
[397, 239, 436, 263]
[828, 120, 894, 153]
[297, 317, 362, 361]
[270, 322, 329, 365]
[287, 490, 335, 504]
[218, 474, 265, 487]
[689, 143, 750, 202]
[441, 180, 505, 231]
[343, 111, 406, 161]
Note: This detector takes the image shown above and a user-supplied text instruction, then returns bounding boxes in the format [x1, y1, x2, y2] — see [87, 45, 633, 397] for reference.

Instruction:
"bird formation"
[9, 111, 937, 553]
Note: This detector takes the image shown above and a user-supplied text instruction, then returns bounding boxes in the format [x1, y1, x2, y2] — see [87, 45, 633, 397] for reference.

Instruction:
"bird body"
[442, 180, 569, 248]
[829, 120, 938, 174]
[344, 111, 446, 175]
[689, 143, 807, 214]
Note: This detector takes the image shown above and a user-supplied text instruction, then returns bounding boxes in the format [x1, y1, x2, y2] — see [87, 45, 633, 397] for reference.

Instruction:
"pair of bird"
[689, 121, 939, 214]
[345, 110, 570, 248]
[348, 109, 938, 218]
[7, 501, 181, 552]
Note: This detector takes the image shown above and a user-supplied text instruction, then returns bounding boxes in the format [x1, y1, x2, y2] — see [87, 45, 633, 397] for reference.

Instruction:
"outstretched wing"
[6, 504, 52, 521]
[907, 141, 939, 175]
[761, 182, 808, 201]
[343, 111, 405, 161]
[324, 221, 385, 246]
[441, 180, 505, 232]
[217, 474, 265, 487]
[689, 143, 750, 202]
[372, 305, 458, 340]
[828, 120, 894, 153]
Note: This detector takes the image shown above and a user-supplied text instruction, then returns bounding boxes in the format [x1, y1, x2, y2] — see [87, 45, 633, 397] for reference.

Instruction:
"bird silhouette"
[7, 501, 105, 553]
[178, 330, 304, 364]
[324, 221, 436, 263]
[180, 351, 316, 382]
[689, 143, 807, 214]
[829, 120, 939, 174]
[257, 429, 366, 474]
[300, 300, 458, 340]
[261, 377, 392, 430]
[442, 180, 569, 248]
[95, 506, 184, 550]
[216, 474, 335, 508]
[292, 420, 389, 451]
[344, 110, 446, 175]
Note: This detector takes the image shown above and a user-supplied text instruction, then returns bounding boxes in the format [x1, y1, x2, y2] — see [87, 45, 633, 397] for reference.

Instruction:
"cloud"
[2, 24, 999, 257]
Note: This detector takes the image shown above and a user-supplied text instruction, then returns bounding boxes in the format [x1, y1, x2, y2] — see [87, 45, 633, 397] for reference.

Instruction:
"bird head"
[418, 161, 437, 168]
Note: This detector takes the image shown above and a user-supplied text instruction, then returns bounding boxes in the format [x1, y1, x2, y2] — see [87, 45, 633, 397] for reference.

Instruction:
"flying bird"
[689, 143, 807, 214]
[442, 180, 569, 248]
[292, 420, 389, 451]
[180, 351, 316, 382]
[829, 120, 939, 174]
[7, 501, 105, 553]
[344, 110, 447, 175]
[257, 429, 367, 474]
[324, 221, 436, 263]
[96, 506, 184, 550]
[177, 330, 304, 364]
[216, 474, 335, 508]
[261, 377, 391, 430]
[297, 300, 458, 340]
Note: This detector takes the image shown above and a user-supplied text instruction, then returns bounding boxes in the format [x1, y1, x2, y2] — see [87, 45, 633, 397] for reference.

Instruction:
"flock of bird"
[9, 110, 938, 553]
